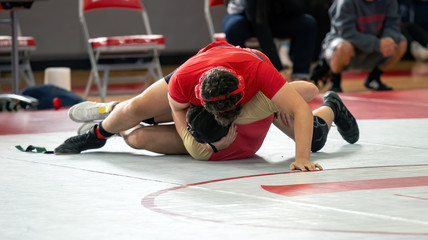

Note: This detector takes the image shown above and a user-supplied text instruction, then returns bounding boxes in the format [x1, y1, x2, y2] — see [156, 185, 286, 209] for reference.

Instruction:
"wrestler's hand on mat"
[210, 124, 238, 151]
[290, 160, 323, 171]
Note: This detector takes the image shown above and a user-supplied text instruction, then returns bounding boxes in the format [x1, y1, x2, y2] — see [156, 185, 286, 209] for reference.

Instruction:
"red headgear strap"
[195, 67, 245, 105]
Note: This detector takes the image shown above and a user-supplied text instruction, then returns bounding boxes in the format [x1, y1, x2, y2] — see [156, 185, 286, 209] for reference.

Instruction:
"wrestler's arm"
[167, 94, 236, 160]
[168, 94, 189, 134]
[179, 128, 212, 160]
[236, 81, 318, 125]
[167, 94, 209, 159]
[271, 83, 320, 171]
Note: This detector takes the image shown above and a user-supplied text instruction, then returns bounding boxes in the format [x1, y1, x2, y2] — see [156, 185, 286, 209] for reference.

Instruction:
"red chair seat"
[0, 36, 36, 51]
[209, 0, 225, 7]
[89, 35, 165, 52]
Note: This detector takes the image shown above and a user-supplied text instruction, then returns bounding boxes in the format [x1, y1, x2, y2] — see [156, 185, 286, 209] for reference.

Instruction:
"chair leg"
[22, 52, 35, 86]
[0, 71, 4, 92]
[83, 44, 105, 101]
[147, 66, 157, 82]
[142, 73, 150, 90]
[19, 68, 28, 87]
[83, 69, 95, 99]
[84, 67, 105, 101]
[153, 50, 163, 79]
[20, 59, 35, 87]
[101, 68, 110, 102]
[25, 66, 35, 87]
[155, 61, 163, 80]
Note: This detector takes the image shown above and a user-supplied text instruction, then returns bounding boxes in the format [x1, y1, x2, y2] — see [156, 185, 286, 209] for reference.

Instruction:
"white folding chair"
[0, 4, 36, 90]
[79, 0, 165, 102]
[204, 0, 226, 42]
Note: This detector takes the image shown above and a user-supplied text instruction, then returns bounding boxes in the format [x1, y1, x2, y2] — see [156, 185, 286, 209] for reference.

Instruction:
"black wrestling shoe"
[54, 125, 106, 154]
[310, 58, 331, 87]
[323, 91, 359, 144]
[364, 80, 393, 91]
[328, 83, 343, 93]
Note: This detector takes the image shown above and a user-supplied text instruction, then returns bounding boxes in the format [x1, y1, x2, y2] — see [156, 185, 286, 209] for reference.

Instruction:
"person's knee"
[223, 14, 250, 44]
[224, 27, 245, 43]
[301, 14, 317, 33]
[311, 116, 329, 152]
[331, 41, 354, 71]
[288, 80, 319, 101]
[290, 14, 317, 39]
[305, 82, 319, 101]
[336, 41, 355, 59]
[396, 40, 408, 57]
[123, 131, 140, 149]
[123, 128, 151, 150]
[299, 81, 319, 101]
[121, 97, 149, 122]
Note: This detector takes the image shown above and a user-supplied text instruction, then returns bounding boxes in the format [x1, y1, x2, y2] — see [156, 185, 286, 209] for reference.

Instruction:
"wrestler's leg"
[122, 124, 187, 154]
[273, 106, 333, 140]
[274, 91, 358, 152]
[55, 80, 172, 154]
[273, 80, 320, 138]
[101, 79, 172, 134]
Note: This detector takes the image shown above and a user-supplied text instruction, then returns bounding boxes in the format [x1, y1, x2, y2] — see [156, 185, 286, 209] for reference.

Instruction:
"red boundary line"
[394, 194, 428, 201]
[261, 176, 428, 197]
[141, 164, 428, 236]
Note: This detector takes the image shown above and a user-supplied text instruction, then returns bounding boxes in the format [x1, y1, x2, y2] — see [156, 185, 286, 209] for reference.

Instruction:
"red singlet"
[168, 42, 287, 106]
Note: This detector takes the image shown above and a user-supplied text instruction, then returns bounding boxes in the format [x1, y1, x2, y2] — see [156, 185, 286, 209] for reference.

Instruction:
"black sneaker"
[328, 83, 343, 93]
[310, 58, 331, 87]
[55, 125, 106, 154]
[364, 80, 393, 91]
[323, 91, 359, 144]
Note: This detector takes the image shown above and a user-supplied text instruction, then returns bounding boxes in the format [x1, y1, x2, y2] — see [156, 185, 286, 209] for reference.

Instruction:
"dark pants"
[223, 13, 317, 77]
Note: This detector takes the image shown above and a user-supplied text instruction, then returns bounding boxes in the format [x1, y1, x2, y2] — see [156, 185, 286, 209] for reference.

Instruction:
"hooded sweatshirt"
[324, 0, 403, 53]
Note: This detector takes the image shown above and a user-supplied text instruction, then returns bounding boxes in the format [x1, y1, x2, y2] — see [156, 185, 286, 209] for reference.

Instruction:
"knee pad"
[311, 116, 329, 152]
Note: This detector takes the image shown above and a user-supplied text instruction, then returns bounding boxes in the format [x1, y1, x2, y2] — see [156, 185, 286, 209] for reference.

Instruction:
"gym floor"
[1, 61, 428, 239]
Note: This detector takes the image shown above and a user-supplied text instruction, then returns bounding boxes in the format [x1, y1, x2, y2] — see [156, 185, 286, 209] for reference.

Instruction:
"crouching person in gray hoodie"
[311, 0, 407, 92]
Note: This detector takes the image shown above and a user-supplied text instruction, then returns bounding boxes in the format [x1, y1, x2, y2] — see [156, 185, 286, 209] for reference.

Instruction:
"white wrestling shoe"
[411, 41, 428, 62]
[68, 101, 119, 122]
[77, 121, 98, 135]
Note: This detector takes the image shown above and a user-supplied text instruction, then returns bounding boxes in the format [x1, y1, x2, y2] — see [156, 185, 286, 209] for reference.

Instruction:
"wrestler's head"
[196, 67, 244, 126]
[186, 105, 230, 143]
